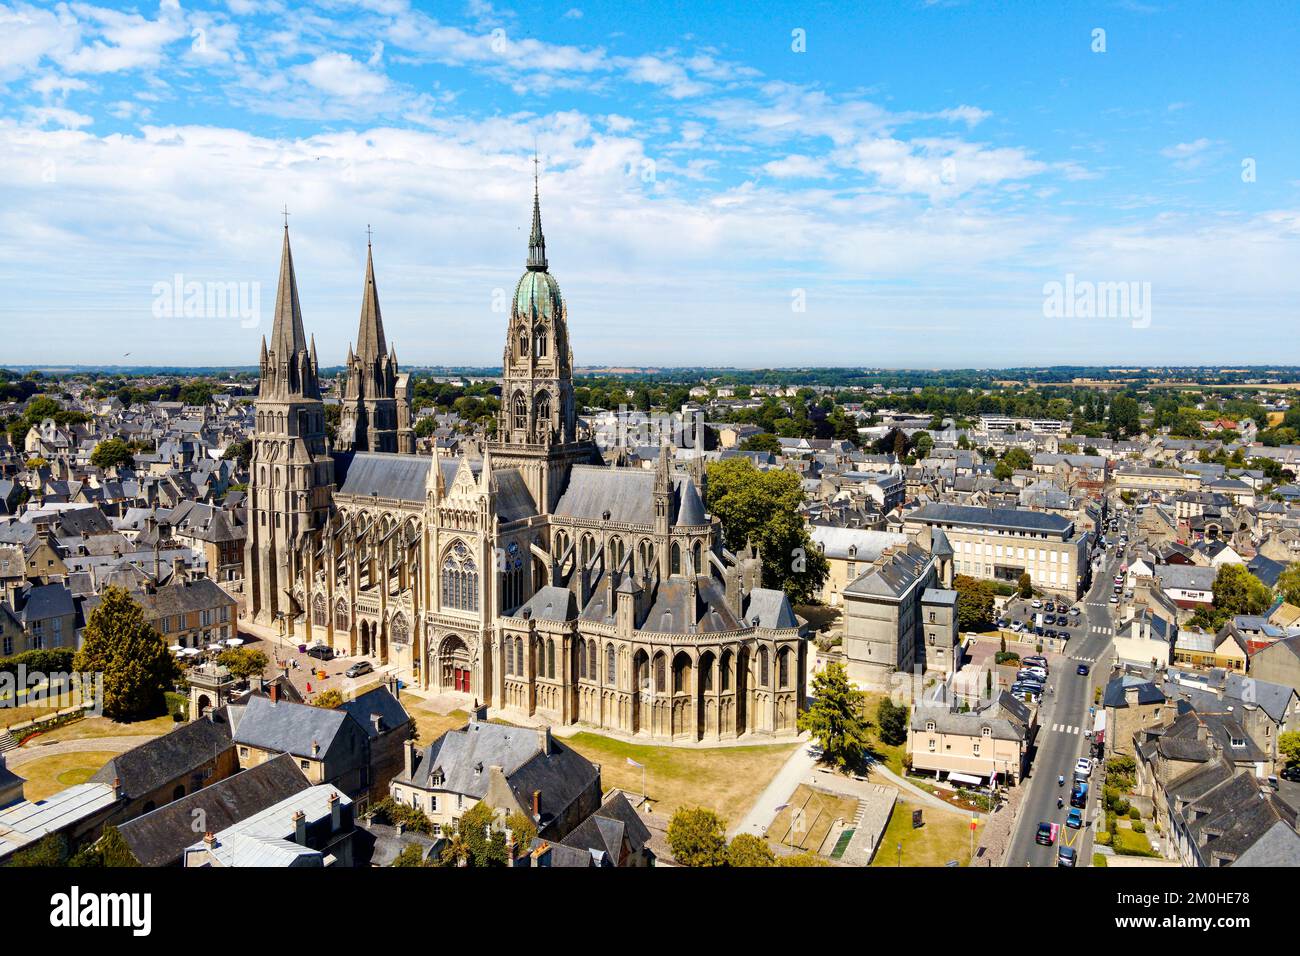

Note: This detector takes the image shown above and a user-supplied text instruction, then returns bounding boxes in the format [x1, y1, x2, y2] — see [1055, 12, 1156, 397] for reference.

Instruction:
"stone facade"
[244, 182, 807, 743]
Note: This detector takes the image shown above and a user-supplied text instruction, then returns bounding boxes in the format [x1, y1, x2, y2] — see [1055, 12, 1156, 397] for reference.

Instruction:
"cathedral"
[243, 179, 806, 742]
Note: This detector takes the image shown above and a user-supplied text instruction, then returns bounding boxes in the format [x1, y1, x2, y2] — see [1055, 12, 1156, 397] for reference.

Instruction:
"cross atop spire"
[281, 204, 290, 229]
[366, 223, 373, 247]
[526, 153, 548, 273]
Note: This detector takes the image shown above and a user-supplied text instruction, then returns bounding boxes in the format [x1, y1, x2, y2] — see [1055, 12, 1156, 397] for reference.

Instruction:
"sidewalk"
[728, 733, 820, 838]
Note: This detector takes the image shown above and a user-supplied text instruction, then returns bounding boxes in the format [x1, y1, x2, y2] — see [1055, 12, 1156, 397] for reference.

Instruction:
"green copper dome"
[514, 269, 563, 321]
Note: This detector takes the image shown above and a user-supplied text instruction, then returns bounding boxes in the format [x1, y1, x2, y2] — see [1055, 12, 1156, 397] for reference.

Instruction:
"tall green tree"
[667, 807, 729, 867]
[876, 697, 909, 747]
[705, 458, 828, 603]
[953, 575, 995, 631]
[89, 437, 135, 471]
[1276, 563, 1300, 608]
[797, 661, 870, 769]
[73, 586, 178, 720]
[1190, 564, 1273, 631]
[726, 833, 776, 867]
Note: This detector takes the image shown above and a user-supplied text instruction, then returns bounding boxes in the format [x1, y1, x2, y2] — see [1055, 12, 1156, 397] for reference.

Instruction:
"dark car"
[1077, 663, 1090, 676]
[1281, 765, 1300, 783]
[306, 644, 334, 661]
[1066, 808, 1083, 829]
[1070, 783, 1088, 809]
[1058, 846, 1077, 868]
[345, 660, 374, 679]
[1036, 822, 1056, 846]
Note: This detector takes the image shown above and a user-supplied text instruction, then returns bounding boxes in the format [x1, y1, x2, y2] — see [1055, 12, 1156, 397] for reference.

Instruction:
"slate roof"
[338, 686, 410, 739]
[399, 720, 599, 834]
[1103, 673, 1167, 709]
[911, 691, 1029, 742]
[117, 753, 311, 866]
[558, 790, 652, 864]
[809, 526, 907, 561]
[907, 502, 1072, 535]
[333, 451, 431, 502]
[91, 712, 235, 800]
[843, 544, 933, 601]
[520, 585, 578, 622]
[230, 694, 356, 761]
[492, 467, 537, 523]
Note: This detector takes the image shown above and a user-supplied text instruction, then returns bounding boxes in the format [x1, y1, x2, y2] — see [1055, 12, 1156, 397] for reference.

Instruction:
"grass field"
[408, 704, 471, 744]
[564, 731, 797, 822]
[859, 691, 907, 775]
[18, 751, 118, 803]
[22, 714, 175, 745]
[1, 703, 64, 731]
[870, 799, 983, 867]
[768, 784, 859, 854]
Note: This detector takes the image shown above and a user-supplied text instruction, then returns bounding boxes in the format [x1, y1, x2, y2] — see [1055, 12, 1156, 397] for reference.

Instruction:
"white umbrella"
[181, 647, 201, 657]
[225, 637, 244, 647]
[207, 643, 224, 652]
[168, 644, 183, 653]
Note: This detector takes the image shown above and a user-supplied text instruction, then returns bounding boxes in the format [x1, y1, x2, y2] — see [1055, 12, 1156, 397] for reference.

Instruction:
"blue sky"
[1, 0, 1297, 367]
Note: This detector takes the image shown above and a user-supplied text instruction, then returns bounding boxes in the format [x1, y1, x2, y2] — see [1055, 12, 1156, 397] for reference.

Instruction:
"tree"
[953, 575, 995, 631]
[391, 844, 429, 867]
[90, 437, 135, 471]
[1280, 731, 1300, 768]
[1190, 564, 1272, 631]
[69, 825, 140, 867]
[1107, 394, 1141, 439]
[876, 697, 909, 747]
[726, 833, 775, 867]
[705, 458, 828, 603]
[797, 661, 870, 769]
[370, 796, 434, 835]
[73, 586, 177, 720]
[666, 806, 728, 867]
[178, 381, 215, 407]
[448, 802, 509, 867]
[777, 851, 830, 867]
[216, 646, 268, 682]
[1017, 572, 1033, 599]
[1276, 563, 1300, 608]
[312, 688, 344, 709]
[222, 439, 252, 469]
[739, 432, 782, 454]
[506, 809, 537, 856]
[5, 833, 67, 867]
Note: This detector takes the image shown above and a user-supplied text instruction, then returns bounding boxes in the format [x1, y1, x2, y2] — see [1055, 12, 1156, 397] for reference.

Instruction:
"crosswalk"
[1088, 625, 1112, 635]
[1049, 723, 1087, 735]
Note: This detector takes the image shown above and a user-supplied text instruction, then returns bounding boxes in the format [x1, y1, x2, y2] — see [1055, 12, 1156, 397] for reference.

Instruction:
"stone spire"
[526, 154, 548, 273]
[356, 238, 387, 361]
[270, 224, 308, 359]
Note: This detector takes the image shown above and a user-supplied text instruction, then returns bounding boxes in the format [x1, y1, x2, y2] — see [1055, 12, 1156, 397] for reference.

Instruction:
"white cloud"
[292, 52, 389, 97]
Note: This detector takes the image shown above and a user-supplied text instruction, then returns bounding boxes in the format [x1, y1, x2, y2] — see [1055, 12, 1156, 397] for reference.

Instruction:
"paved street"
[1004, 505, 1138, 867]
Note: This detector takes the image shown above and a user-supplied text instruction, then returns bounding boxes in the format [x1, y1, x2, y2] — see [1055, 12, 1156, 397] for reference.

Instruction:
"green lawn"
[18, 751, 118, 803]
[564, 731, 797, 822]
[22, 714, 175, 745]
[1112, 826, 1157, 856]
[768, 784, 859, 854]
[870, 799, 983, 867]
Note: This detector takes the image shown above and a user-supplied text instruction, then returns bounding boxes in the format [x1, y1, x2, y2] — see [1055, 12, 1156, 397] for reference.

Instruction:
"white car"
[1030, 599, 1042, 609]
[1021, 666, 1047, 680]
[1075, 758, 1093, 778]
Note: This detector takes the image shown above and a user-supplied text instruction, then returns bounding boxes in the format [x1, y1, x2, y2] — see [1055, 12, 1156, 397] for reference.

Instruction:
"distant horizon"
[2, 1, 1297, 366]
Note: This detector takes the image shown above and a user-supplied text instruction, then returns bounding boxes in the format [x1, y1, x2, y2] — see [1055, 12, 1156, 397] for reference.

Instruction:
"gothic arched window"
[391, 613, 409, 646]
[606, 644, 616, 685]
[588, 639, 597, 681]
[535, 327, 548, 358]
[518, 330, 528, 358]
[654, 653, 666, 694]
[512, 392, 527, 432]
[312, 593, 327, 627]
[334, 599, 349, 631]
[670, 542, 682, 575]
[515, 636, 525, 676]
[759, 646, 770, 687]
[441, 542, 479, 612]
[546, 639, 555, 679]
[535, 391, 551, 428]
[505, 638, 514, 676]
[778, 646, 791, 688]
[578, 638, 587, 679]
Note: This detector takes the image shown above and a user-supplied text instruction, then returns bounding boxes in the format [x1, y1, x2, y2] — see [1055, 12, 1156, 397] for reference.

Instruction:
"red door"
[455, 667, 470, 693]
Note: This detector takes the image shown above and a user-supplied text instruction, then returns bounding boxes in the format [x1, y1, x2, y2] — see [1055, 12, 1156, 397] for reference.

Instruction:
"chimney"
[268, 680, 280, 704]
[370, 713, 384, 736]
[404, 737, 417, 779]
[311, 739, 320, 757]
[113, 776, 124, 801]
[531, 789, 541, 818]
[292, 809, 307, 845]
[472, 701, 488, 723]
[328, 791, 341, 833]
[537, 725, 552, 756]
[1125, 685, 1140, 708]
[172, 555, 184, 583]
[1195, 720, 1208, 743]
[203, 831, 216, 847]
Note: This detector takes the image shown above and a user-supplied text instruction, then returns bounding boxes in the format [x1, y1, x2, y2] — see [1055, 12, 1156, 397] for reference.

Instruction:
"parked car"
[1075, 757, 1093, 778]
[1036, 822, 1057, 846]
[345, 660, 374, 679]
[306, 644, 334, 661]
[1070, 783, 1089, 808]
[1281, 765, 1300, 783]
[1058, 845, 1077, 867]
[1031, 599, 1042, 609]
[1066, 808, 1083, 829]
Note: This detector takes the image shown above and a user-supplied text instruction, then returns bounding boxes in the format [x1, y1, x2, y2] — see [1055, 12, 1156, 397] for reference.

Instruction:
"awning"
[947, 771, 984, 786]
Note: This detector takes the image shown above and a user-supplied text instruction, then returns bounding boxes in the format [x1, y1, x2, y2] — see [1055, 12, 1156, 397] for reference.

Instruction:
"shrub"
[1096, 831, 1112, 846]
[1132, 821, 1146, 834]
[1128, 808, 1140, 821]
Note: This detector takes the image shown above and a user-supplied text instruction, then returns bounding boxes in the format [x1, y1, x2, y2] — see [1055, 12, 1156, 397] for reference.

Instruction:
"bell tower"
[487, 163, 599, 512]
[244, 221, 335, 627]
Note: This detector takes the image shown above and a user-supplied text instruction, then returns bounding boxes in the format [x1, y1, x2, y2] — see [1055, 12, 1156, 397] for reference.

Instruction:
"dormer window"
[926, 721, 936, 732]
[981, 726, 992, 737]
[1229, 737, 1245, 749]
